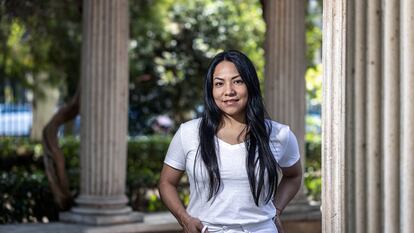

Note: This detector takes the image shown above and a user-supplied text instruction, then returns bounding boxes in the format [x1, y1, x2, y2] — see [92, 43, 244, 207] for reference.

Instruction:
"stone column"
[60, 0, 142, 225]
[263, 0, 309, 208]
[321, 0, 349, 232]
[400, 0, 414, 232]
[323, 0, 414, 232]
[383, 0, 400, 232]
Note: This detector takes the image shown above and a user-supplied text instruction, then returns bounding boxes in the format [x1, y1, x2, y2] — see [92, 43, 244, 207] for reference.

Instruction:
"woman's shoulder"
[177, 118, 201, 136]
[175, 118, 201, 148]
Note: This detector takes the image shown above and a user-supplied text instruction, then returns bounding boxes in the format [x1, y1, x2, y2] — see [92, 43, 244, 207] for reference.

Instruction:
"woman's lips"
[223, 99, 239, 105]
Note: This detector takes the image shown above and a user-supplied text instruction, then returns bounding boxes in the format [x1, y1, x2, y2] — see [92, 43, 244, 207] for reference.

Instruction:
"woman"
[158, 50, 302, 233]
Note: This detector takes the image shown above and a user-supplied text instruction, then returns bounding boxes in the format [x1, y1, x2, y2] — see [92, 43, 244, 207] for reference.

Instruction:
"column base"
[59, 194, 144, 225]
[60, 210, 143, 226]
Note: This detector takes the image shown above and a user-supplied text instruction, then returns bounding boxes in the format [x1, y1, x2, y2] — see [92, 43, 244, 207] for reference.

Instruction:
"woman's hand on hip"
[181, 215, 209, 233]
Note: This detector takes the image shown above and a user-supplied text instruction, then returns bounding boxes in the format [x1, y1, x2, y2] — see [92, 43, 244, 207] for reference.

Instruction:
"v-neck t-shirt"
[164, 118, 300, 226]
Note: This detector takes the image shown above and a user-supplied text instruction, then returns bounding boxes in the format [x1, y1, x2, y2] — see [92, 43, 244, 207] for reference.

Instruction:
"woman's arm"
[274, 160, 303, 213]
[273, 160, 303, 233]
[158, 164, 207, 233]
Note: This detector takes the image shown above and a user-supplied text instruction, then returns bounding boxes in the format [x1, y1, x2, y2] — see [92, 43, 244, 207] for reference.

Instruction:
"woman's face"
[212, 61, 248, 120]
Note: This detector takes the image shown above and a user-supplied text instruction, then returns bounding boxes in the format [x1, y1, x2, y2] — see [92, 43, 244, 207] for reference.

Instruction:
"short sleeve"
[278, 129, 300, 167]
[269, 122, 301, 168]
[164, 125, 186, 170]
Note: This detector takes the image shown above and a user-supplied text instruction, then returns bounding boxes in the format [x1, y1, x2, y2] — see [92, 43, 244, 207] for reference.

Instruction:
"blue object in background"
[0, 104, 33, 136]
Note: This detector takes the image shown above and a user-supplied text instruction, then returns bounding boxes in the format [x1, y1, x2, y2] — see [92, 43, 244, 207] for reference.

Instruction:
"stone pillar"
[323, 0, 414, 232]
[400, 0, 414, 232]
[383, 0, 400, 232]
[321, 0, 349, 232]
[60, 0, 142, 225]
[263, 0, 309, 207]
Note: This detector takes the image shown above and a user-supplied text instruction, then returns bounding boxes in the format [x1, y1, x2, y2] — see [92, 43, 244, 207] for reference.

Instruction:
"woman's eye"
[214, 82, 223, 87]
[234, 79, 244, 84]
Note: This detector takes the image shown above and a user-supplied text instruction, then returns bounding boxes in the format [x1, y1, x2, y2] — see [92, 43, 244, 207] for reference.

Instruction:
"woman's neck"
[217, 115, 248, 144]
[220, 114, 246, 128]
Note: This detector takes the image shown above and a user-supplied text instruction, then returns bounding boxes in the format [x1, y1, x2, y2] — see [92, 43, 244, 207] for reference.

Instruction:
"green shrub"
[0, 171, 59, 223]
[126, 135, 172, 212]
[59, 136, 81, 194]
[0, 137, 36, 158]
[304, 141, 321, 202]
[304, 167, 321, 202]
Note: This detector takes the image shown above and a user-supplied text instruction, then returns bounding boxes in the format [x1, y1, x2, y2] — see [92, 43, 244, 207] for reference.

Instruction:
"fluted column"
[60, 0, 142, 225]
[263, 0, 308, 206]
[400, 0, 414, 232]
[322, 0, 349, 232]
[383, 0, 400, 232]
[323, 0, 414, 232]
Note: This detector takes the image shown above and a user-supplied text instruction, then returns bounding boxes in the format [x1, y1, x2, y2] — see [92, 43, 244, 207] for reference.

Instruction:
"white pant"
[201, 220, 278, 233]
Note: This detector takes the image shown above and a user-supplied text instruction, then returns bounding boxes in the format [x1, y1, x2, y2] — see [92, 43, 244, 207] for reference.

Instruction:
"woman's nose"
[224, 83, 236, 96]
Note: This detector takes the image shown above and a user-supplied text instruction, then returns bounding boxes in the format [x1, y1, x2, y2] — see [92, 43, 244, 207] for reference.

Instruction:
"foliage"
[126, 135, 172, 212]
[0, 170, 59, 223]
[59, 136, 81, 191]
[0, 0, 82, 102]
[305, 64, 322, 148]
[0, 137, 36, 158]
[305, 64, 322, 108]
[305, 0, 323, 68]
[304, 140, 321, 202]
[304, 167, 321, 202]
[127, 135, 171, 189]
[304, 63, 322, 202]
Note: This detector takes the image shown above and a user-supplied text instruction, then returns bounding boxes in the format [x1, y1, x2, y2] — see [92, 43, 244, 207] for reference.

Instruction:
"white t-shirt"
[164, 118, 300, 226]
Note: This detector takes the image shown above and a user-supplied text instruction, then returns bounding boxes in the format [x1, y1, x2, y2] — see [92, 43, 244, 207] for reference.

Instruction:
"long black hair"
[198, 50, 278, 206]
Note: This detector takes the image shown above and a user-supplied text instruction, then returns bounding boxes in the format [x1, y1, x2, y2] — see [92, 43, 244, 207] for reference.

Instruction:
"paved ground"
[0, 212, 182, 233]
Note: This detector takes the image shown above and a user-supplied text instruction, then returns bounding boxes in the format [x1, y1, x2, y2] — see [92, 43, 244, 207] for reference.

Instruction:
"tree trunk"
[42, 85, 80, 210]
